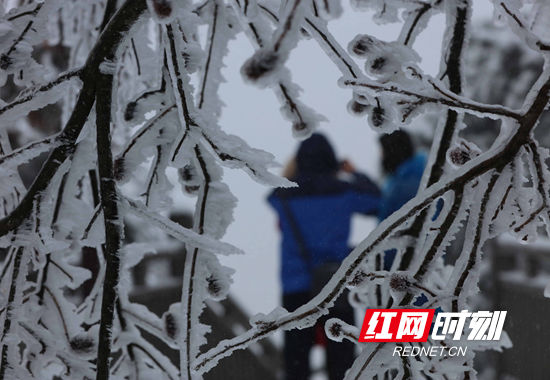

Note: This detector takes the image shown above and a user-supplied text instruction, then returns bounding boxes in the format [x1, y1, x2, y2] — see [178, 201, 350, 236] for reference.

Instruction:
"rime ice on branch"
[0, 0, 549, 379]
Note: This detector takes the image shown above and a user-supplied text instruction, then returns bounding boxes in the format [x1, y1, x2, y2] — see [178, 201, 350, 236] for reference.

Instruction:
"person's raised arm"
[340, 159, 381, 215]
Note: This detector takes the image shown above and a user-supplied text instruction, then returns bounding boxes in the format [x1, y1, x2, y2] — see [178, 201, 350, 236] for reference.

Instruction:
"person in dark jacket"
[377, 130, 428, 274]
[268, 133, 380, 380]
[378, 130, 426, 222]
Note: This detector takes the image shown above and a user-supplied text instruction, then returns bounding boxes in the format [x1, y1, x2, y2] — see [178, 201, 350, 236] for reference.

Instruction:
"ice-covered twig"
[400, 0, 443, 46]
[324, 318, 360, 343]
[99, 0, 119, 31]
[5, 2, 43, 22]
[197, 0, 233, 112]
[302, 16, 361, 79]
[95, 67, 122, 380]
[0, 69, 82, 122]
[231, 0, 323, 135]
[409, 191, 463, 283]
[452, 170, 501, 311]
[344, 78, 520, 120]
[497, 1, 550, 52]
[258, 2, 360, 78]
[179, 144, 210, 380]
[422, 0, 470, 186]
[272, 0, 305, 53]
[0, 247, 26, 380]
[165, 23, 197, 162]
[121, 306, 178, 348]
[122, 196, 244, 256]
[0, 134, 59, 168]
[524, 141, 550, 235]
[0, 2, 45, 64]
[201, 131, 294, 188]
[116, 105, 176, 171]
[127, 339, 180, 380]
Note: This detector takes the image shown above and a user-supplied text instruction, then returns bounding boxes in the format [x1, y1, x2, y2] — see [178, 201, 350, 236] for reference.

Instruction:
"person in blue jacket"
[378, 130, 426, 222]
[378, 131, 445, 309]
[268, 133, 380, 380]
[378, 130, 427, 274]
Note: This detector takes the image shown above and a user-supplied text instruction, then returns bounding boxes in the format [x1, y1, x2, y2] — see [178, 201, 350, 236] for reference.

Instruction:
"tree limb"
[95, 70, 122, 380]
[0, 0, 148, 238]
[343, 78, 520, 120]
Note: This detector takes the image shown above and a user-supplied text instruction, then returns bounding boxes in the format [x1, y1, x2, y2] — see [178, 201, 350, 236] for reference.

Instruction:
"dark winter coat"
[268, 134, 380, 294]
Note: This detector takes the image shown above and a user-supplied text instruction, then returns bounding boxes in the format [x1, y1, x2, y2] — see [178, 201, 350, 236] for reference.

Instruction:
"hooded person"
[378, 130, 426, 222]
[268, 133, 380, 380]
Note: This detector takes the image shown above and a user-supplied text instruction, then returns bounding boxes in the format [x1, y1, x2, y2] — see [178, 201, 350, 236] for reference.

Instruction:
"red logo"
[359, 309, 435, 342]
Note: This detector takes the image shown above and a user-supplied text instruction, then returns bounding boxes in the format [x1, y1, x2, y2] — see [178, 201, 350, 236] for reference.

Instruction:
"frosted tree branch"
[343, 79, 520, 120]
[1, 0, 550, 378]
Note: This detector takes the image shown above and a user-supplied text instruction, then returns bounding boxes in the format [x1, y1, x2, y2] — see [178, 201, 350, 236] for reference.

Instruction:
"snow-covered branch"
[1, 0, 550, 378]
[343, 78, 520, 121]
